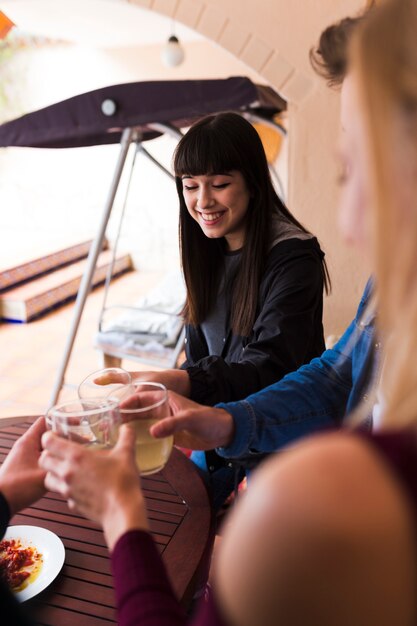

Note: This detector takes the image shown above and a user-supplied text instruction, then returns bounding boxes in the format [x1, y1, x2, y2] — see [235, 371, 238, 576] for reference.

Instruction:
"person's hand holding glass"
[41, 375, 174, 548]
[78, 367, 173, 474]
[46, 367, 173, 476]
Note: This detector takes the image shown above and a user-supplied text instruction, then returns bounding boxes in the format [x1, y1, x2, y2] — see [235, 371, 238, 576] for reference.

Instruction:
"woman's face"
[181, 170, 251, 251]
[337, 74, 372, 256]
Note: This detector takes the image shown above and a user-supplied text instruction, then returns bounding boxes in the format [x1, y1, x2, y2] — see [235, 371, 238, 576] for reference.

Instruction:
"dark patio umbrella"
[0, 76, 285, 148]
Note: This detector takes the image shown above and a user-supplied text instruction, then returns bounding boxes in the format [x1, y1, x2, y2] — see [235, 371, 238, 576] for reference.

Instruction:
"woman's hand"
[95, 368, 191, 397]
[0, 417, 46, 515]
[40, 425, 149, 550]
[150, 392, 235, 450]
[130, 369, 191, 397]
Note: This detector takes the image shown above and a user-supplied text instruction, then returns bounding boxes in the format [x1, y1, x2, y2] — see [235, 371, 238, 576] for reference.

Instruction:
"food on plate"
[0, 537, 43, 591]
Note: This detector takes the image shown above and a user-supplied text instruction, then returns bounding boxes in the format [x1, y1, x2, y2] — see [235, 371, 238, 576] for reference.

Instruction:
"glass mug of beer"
[45, 398, 121, 449]
[117, 382, 173, 475]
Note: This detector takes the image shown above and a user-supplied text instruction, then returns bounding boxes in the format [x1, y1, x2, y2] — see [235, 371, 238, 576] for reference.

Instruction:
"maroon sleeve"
[111, 530, 229, 626]
[357, 429, 417, 514]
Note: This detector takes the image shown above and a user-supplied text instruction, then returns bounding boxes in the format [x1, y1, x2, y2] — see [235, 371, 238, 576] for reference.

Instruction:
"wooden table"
[0, 417, 214, 626]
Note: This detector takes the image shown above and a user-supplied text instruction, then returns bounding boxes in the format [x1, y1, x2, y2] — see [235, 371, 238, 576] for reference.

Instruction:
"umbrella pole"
[49, 127, 137, 407]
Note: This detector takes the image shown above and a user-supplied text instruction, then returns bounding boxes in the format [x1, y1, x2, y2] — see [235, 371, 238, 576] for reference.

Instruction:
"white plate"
[3, 525, 65, 602]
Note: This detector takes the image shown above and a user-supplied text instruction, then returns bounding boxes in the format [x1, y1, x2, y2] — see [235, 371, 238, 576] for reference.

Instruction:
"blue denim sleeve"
[215, 319, 357, 458]
[215, 279, 374, 459]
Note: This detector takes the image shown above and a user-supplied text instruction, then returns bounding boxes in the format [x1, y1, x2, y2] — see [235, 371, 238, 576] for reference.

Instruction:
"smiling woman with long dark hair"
[174, 112, 329, 338]
[128, 111, 330, 507]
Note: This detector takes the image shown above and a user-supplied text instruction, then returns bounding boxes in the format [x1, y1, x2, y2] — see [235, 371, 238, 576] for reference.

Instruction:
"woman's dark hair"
[309, 15, 365, 87]
[173, 112, 330, 336]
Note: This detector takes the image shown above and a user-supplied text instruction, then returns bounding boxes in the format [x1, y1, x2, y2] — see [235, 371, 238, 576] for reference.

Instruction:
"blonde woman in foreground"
[39, 1, 417, 624]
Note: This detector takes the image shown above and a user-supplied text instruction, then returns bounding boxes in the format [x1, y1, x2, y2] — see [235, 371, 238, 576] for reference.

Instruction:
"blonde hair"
[352, 0, 417, 428]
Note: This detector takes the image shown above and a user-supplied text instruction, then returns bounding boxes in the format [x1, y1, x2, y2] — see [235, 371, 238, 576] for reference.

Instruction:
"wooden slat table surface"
[0, 417, 213, 626]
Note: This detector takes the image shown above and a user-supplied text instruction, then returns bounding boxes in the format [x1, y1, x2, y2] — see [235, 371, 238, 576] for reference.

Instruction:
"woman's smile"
[198, 210, 225, 225]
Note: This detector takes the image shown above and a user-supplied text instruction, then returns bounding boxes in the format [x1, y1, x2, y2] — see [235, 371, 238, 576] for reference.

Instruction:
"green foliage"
[0, 38, 21, 121]
[0, 42, 14, 112]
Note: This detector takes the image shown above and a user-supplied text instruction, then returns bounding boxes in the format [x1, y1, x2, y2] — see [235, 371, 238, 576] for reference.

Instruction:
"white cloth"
[96, 270, 186, 348]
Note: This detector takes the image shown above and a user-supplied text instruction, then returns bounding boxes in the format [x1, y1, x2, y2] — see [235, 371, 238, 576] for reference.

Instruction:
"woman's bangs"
[174, 130, 241, 177]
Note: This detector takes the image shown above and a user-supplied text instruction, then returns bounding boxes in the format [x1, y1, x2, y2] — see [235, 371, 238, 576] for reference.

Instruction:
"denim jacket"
[216, 279, 379, 461]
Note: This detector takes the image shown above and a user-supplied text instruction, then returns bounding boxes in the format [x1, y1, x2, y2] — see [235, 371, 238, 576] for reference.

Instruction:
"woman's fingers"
[115, 423, 135, 446]
[150, 407, 234, 449]
[44, 470, 70, 497]
[150, 415, 181, 438]
[67, 498, 77, 511]
[40, 433, 87, 489]
[150, 412, 210, 449]
[39, 448, 67, 475]
[93, 371, 127, 385]
[42, 430, 74, 457]
[24, 415, 46, 443]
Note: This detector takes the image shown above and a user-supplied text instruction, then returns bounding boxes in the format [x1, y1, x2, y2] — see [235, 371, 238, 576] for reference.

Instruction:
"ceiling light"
[161, 35, 185, 68]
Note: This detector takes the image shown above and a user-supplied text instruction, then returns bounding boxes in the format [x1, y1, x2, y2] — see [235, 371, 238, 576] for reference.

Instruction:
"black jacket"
[182, 237, 326, 406]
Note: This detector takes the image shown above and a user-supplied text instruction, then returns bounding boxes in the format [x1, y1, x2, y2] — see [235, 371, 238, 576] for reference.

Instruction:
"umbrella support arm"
[49, 127, 137, 407]
[138, 144, 175, 180]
